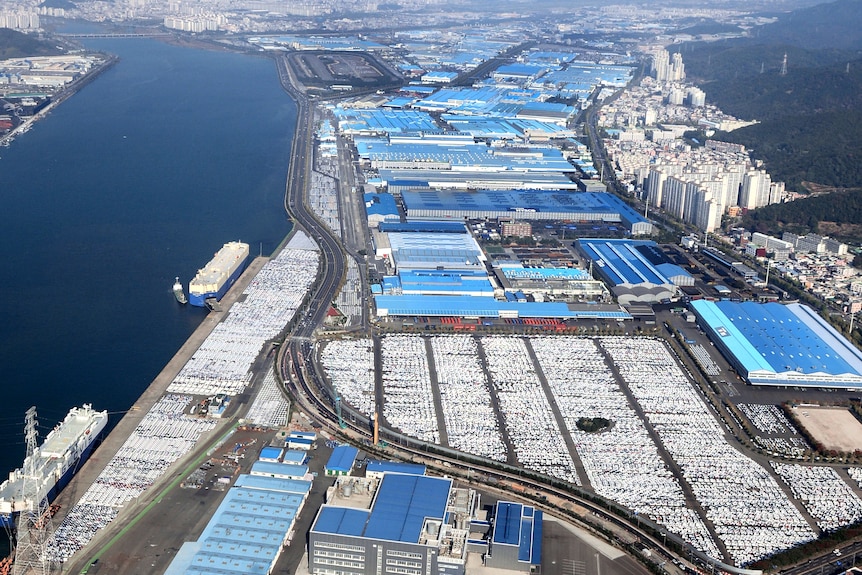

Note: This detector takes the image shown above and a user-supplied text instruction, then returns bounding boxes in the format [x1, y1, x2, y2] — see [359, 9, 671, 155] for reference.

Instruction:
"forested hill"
[711, 111, 862, 192]
[743, 189, 862, 240]
[685, 52, 862, 121]
[753, 0, 862, 51]
[674, 0, 862, 195]
[0, 29, 62, 59]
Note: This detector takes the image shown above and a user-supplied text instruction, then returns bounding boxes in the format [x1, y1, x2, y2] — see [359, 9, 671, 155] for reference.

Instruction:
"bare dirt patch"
[792, 405, 862, 452]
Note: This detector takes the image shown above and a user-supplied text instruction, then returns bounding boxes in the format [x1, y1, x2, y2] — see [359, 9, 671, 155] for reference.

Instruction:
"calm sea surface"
[0, 35, 296, 540]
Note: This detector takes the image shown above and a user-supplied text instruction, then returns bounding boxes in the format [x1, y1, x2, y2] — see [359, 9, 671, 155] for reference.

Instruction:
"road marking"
[563, 559, 585, 575]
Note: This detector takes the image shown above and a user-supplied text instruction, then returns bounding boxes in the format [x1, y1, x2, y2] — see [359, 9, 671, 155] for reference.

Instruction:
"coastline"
[0, 52, 118, 148]
[53, 45, 306, 572]
[50, 255, 271, 534]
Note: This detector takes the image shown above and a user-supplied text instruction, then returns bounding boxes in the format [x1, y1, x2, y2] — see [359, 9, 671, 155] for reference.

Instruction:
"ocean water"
[0, 35, 296, 540]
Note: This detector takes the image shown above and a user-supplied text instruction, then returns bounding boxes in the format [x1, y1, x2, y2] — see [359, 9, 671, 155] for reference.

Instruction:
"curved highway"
[276, 56, 347, 343]
[272, 55, 851, 575]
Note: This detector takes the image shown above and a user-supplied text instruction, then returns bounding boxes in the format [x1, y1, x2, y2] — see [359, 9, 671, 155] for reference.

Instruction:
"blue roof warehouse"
[690, 300, 862, 389]
[309, 471, 542, 575]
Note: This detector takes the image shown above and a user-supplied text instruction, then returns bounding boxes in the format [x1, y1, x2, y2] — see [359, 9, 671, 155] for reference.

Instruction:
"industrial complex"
[309, 469, 542, 575]
[15, 17, 862, 575]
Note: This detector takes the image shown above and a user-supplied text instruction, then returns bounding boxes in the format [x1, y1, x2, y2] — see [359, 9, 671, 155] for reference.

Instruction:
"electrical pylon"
[12, 407, 58, 575]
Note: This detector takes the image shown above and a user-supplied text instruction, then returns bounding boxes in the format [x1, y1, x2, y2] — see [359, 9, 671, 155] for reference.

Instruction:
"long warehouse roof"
[691, 300, 862, 387]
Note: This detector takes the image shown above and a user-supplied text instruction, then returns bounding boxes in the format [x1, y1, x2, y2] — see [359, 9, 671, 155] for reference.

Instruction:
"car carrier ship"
[0, 404, 108, 528]
[188, 241, 250, 308]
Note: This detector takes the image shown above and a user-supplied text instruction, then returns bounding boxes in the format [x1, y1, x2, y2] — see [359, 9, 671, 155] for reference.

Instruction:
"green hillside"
[682, 45, 862, 118]
[673, 0, 862, 195]
[0, 28, 62, 58]
[710, 110, 862, 191]
[742, 189, 862, 240]
[754, 0, 862, 50]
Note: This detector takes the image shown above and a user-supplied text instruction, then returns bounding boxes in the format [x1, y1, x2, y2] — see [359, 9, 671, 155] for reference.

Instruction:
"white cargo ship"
[0, 404, 108, 527]
[188, 241, 250, 307]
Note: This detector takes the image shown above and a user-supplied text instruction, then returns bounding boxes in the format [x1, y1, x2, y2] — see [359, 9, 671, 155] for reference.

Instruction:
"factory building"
[372, 230, 486, 272]
[164, 473, 312, 575]
[357, 140, 575, 173]
[325, 445, 359, 476]
[365, 192, 400, 228]
[373, 295, 631, 320]
[308, 473, 478, 575]
[378, 270, 496, 297]
[401, 190, 652, 235]
[576, 239, 693, 304]
[378, 169, 581, 193]
[690, 300, 862, 389]
[485, 501, 542, 572]
[259, 446, 284, 462]
[494, 265, 608, 300]
[250, 460, 309, 480]
[365, 460, 426, 479]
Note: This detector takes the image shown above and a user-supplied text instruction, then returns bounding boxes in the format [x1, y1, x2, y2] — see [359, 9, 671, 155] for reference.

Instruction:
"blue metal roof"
[326, 445, 359, 473]
[251, 461, 307, 478]
[501, 267, 591, 281]
[375, 295, 584, 318]
[381, 270, 495, 296]
[313, 506, 370, 537]
[492, 502, 542, 565]
[578, 239, 676, 286]
[366, 461, 426, 475]
[364, 474, 451, 542]
[494, 63, 546, 77]
[530, 511, 543, 563]
[691, 300, 862, 387]
[259, 447, 282, 461]
[165, 475, 311, 575]
[493, 502, 522, 545]
[402, 190, 647, 225]
[287, 437, 313, 446]
[281, 450, 307, 464]
[379, 221, 467, 233]
[233, 474, 311, 493]
[655, 262, 692, 283]
[365, 192, 399, 217]
[334, 108, 438, 134]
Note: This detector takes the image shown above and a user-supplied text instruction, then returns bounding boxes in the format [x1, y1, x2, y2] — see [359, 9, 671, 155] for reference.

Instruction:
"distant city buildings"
[0, 10, 39, 30]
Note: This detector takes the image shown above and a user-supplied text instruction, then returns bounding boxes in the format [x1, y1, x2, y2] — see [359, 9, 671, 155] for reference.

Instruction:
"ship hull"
[174, 290, 188, 304]
[47, 430, 101, 502]
[0, 433, 103, 528]
[0, 406, 107, 529]
[188, 252, 248, 307]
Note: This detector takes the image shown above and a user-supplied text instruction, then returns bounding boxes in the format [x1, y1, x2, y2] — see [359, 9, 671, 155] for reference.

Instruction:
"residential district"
[3, 4, 862, 575]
